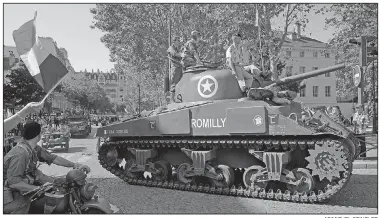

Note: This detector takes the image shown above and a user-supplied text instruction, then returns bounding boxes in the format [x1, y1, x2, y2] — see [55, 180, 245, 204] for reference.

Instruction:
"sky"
[4, 3, 336, 73]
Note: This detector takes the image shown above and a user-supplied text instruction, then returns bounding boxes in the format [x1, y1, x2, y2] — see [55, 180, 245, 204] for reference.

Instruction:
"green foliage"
[61, 72, 113, 113]
[90, 4, 316, 111]
[319, 4, 377, 97]
[4, 61, 46, 106]
[320, 3, 377, 116]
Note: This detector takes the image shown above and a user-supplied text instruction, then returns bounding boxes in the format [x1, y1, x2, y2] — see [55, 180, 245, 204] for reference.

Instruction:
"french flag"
[12, 12, 68, 94]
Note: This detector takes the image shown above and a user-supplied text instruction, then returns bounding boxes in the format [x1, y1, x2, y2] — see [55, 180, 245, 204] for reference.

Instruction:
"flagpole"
[40, 73, 69, 103]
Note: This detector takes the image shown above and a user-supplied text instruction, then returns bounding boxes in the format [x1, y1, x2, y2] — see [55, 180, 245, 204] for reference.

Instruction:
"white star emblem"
[201, 79, 214, 93]
[197, 75, 218, 98]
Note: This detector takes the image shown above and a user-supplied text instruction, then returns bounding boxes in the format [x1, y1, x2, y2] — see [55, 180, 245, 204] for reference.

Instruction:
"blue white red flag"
[12, 12, 68, 94]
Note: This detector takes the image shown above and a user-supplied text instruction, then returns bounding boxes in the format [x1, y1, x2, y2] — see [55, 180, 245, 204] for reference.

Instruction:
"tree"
[319, 3, 377, 114]
[61, 72, 113, 113]
[4, 61, 46, 106]
[90, 4, 314, 108]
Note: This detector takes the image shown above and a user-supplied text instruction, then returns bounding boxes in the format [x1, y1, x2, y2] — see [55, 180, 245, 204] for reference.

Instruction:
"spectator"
[353, 104, 369, 157]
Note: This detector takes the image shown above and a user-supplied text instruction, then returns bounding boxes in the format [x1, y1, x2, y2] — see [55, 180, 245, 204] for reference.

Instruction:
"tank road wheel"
[152, 160, 172, 181]
[243, 165, 268, 189]
[177, 163, 195, 184]
[211, 165, 235, 188]
[286, 168, 315, 193]
[125, 156, 143, 179]
[106, 148, 118, 166]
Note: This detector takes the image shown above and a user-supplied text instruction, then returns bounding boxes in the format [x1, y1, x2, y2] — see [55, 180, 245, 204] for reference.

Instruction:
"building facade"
[4, 45, 21, 83]
[277, 22, 337, 107]
[80, 69, 127, 104]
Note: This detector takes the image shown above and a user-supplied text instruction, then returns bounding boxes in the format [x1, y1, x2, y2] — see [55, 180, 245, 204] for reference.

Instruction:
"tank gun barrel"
[266, 63, 346, 88]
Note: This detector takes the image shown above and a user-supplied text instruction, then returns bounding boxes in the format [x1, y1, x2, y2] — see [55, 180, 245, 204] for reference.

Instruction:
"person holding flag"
[4, 102, 45, 134]
[3, 12, 86, 214]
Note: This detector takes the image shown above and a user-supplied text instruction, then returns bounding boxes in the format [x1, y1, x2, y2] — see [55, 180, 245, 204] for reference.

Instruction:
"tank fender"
[215, 148, 265, 168]
[313, 133, 358, 160]
[160, 149, 192, 166]
[80, 198, 113, 214]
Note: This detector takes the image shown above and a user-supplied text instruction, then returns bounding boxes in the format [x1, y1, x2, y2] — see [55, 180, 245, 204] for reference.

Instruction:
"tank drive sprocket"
[305, 140, 347, 182]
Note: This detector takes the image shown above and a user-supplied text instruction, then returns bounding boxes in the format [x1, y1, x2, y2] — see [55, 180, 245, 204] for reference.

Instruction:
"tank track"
[98, 137, 352, 203]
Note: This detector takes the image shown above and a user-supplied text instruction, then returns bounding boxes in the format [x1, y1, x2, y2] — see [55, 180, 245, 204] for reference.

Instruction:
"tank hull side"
[97, 100, 313, 137]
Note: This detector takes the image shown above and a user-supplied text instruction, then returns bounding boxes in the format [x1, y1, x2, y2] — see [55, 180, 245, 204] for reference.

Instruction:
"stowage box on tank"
[96, 63, 360, 203]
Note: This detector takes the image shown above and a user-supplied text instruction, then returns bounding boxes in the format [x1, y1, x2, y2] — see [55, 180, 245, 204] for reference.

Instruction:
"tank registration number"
[104, 129, 129, 134]
[191, 118, 226, 128]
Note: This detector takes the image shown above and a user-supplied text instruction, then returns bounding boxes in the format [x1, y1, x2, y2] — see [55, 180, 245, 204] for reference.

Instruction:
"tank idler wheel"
[243, 165, 268, 189]
[106, 147, 118, 166]
[286, 168, 315, 193]
[152, 160, 172, 181]
[124, 156, 144, 179]
[177, 163, 195, 184]
[210, 165, 235, 188]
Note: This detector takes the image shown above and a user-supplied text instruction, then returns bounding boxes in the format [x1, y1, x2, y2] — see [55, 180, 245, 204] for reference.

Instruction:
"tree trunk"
[262, 4, 294, 80]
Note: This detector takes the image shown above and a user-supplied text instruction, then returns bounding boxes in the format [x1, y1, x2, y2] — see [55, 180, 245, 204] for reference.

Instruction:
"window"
[312, 67, 318, 71]
[286, 51, 291, 57]
[313, 51, 318, 57]
[300, 87, 306, 97]
[299, 66, 305, 74]
[325, 86, 331, 97]
[286, 66, 293, 74]
[325, 53, 330, 58]
[325, 72, 330, 77]
[300, 51, 305, 57]
[313, 86, 318, 97]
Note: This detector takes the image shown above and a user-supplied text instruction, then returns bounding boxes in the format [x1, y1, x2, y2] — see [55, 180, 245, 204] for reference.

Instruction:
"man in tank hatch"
[181, 30, 203, 68]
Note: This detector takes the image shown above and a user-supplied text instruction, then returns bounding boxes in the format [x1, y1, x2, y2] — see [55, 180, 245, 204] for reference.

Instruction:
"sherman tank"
[96, 63, 361, 203]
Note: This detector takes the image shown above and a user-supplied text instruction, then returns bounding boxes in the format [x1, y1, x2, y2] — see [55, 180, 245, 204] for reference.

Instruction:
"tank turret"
[174, 63, 346, 103]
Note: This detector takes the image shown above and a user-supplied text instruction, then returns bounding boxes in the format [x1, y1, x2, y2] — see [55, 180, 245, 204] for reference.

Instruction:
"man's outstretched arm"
[53, 156, 75, 168]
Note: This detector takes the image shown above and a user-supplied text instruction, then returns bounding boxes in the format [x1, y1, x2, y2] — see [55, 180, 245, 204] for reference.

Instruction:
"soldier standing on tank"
[226, 33, 254, 93]
[167, 36, 183, 103]
[181, 31, 203, 68]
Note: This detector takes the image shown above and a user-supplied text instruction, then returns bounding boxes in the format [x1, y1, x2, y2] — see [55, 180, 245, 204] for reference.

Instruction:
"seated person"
[226, 33, 254, 93]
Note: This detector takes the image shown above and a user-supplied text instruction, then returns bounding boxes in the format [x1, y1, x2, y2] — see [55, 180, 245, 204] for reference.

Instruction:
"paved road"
[38, 128, 378, 214]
